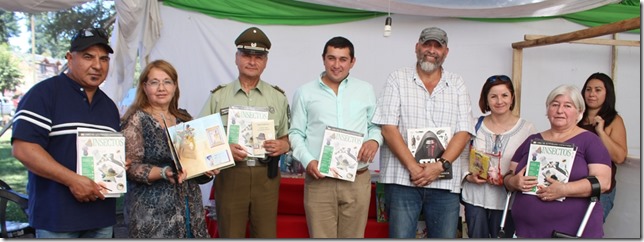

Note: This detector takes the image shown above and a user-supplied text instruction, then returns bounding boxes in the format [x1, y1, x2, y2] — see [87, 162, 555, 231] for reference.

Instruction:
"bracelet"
[160, 166, 170, 180]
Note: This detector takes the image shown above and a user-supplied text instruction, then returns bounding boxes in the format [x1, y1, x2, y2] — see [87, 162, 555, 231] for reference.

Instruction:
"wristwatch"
[436, 157, 451, 171]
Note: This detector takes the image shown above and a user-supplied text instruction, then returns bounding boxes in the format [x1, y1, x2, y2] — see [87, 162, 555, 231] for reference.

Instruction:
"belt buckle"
[246, 158, 257, 167]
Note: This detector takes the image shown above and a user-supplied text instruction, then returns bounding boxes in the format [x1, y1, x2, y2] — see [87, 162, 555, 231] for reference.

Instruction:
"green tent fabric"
[563, 1, 640, 33]
[163, 0, 639, 33]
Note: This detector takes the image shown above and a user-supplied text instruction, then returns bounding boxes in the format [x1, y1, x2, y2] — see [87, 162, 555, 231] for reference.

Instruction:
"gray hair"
[545, 84, 585, 122]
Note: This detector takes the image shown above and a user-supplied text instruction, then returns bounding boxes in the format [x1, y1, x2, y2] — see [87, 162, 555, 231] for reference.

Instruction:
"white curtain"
[0, 0, 91, 13]
[102, 0, 161, 115]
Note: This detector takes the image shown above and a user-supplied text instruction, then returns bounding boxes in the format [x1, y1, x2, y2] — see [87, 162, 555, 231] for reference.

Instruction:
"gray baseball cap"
[419, 27, 448, 46]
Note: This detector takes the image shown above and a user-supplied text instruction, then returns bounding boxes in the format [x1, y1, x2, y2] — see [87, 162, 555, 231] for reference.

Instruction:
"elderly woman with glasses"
[504, 84, 611, 238]
[121, 59, 218, 238]
[461, 75, 536, 238]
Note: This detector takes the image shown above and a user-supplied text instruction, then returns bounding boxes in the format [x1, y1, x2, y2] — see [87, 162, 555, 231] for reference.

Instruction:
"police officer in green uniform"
[198, 26, 290, 238]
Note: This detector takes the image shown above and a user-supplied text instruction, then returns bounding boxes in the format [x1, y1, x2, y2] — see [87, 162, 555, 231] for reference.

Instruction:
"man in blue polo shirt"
[11, 27, 120, 238]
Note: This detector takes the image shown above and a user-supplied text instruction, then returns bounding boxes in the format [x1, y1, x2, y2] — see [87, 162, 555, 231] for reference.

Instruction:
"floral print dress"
[122, 109, 209, 238]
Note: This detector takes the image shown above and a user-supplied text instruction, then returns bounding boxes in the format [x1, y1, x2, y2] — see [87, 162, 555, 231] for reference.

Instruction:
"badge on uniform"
[220, 107, 229, 116]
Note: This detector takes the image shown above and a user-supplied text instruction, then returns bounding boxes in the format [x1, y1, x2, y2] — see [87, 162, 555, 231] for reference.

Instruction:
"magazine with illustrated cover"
[407, 127, 452, 179]
[76, 128, 127, 198]
[165, 113, 235, 179]
[523, 139, 577, 201]
[251, 119, 275, 156]
[317, 126, 364, 182]
[226, 105, 269, 158]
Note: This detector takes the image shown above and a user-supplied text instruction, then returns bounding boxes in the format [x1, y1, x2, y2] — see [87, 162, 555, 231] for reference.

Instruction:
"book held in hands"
[523, 139, 577, 201]
[317, 126, 364, 182]
[407, 127, 452, 179]
[165, 113, 235, 179]
[251, 119, 275, 156]
[76, 129, 127, 198]
[226, 105, 271, 158]
[468, 149, 503, 185]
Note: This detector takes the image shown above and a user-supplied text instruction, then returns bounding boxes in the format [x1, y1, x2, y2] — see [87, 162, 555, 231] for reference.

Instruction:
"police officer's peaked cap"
[235, 27, 271, 54]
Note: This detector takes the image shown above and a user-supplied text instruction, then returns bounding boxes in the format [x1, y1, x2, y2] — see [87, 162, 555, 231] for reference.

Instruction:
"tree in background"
[0, 43, 23, 93]
[28, 0, 115, 59]
[0, 11, 21, 44]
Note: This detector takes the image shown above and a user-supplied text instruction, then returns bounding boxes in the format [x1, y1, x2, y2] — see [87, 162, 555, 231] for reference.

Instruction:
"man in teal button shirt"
[289, 36, 382, 238]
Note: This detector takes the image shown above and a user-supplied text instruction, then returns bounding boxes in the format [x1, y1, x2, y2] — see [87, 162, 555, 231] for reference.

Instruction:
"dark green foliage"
[28, 0, 116, 58]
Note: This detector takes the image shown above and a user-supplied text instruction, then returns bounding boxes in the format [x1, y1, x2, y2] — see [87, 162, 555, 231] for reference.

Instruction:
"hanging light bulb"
[383, 16, 392, 37]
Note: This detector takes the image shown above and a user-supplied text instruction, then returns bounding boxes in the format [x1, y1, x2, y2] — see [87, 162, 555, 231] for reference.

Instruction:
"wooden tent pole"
[611, 33, 618, 81]
[512, 17, 640, 49]
[512, 48, 523, 116]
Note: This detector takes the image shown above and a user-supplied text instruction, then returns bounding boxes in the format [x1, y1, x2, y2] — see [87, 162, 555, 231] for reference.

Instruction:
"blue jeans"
[463, 202, 514, 238]
[601, 187, 616, 223]
[36, 226, 113, 238]
[384, 184, 460, 238]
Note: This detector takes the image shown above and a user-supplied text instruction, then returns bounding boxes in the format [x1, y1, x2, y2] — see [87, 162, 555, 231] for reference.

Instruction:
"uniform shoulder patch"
[210, 85, 225, 93]
[272, 85, 286, 95]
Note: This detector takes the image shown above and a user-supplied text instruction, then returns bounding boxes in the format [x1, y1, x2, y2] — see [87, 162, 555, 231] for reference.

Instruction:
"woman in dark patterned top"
[577, 72, 627, 222]
[121, 60, 218, 238]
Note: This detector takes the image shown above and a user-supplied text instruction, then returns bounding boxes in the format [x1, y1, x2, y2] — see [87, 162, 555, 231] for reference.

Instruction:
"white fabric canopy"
[0, 0, 91, 13]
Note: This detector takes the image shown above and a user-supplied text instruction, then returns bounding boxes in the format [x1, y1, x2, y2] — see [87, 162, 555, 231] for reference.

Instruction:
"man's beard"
[418, 60, 435, 72]
[417, 54, 443, 73]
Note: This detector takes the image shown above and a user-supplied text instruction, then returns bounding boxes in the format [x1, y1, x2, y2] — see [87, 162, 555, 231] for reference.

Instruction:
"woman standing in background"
[577, 72, 627, 222]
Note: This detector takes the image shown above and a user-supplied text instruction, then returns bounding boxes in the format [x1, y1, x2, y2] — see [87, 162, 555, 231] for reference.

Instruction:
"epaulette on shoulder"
[210, 85, 225, 93]
[272, 85, 286, 95]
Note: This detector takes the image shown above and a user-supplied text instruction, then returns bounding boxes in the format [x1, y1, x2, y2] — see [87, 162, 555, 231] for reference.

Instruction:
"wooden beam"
[611, 33, 617, 81]
[512, 48, 523, 116]
[524, 34, 640, 47]
[512, 17, 640, 49]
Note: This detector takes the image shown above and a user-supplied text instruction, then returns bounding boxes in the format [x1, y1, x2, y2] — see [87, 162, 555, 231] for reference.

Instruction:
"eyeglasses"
[72, 28, 108, 41]
[146, 79, 175, 88]
[486, 75, 511, 83]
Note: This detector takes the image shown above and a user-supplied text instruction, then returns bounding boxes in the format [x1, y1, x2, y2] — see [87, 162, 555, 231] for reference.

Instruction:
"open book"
[226, 105, 270, 158]
[164, 113, 235, 180]
[523, 139, 577, 201]
[76, 128, 127, 198]
[407, 127, 452, 179]
[317, 126, 364, 182]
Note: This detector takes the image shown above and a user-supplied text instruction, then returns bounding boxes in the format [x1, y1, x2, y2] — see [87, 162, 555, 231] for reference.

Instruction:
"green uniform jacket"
[199, 79, 290, 138]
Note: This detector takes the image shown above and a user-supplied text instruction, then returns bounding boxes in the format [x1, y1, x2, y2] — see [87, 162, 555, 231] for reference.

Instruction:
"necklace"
[486, 116, 515, 134]
[146, 108, 175, 128]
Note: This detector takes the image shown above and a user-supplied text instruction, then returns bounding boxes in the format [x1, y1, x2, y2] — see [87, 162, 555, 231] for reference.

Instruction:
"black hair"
[579, 72, 618, 127]
[322, 36, 354, 59]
